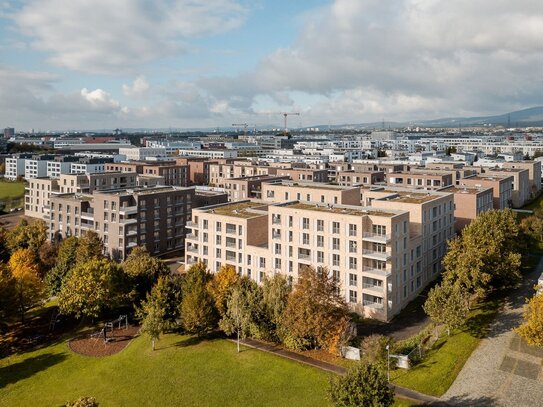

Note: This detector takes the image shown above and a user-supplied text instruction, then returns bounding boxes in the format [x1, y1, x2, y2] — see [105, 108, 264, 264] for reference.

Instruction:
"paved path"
[441, 258, 543, 407]
[236, 337, 440, 405]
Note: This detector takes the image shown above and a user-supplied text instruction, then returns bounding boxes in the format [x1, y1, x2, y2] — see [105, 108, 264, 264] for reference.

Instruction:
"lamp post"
[386, 344, 390, 382]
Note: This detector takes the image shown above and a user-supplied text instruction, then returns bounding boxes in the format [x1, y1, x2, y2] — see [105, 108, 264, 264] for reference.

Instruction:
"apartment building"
[224, 175, 290, 201]
[24, 178, 59, 220]
[104, 161, 189, 187]
[118, 146, 167, 160]
[186, 187, 454, 321]
[49, 186, 196, 260]
[459, 175, 513, 209]
[443, 186, 494, 232]
[478, 168, 530, 208]
[175, 157, 216, 185]
[4, 154, 30, 180]
[502, 160, 542, 196]
[337, 170, 385, 187]
[275, 167, 329, 183]
[177, 149, 238, 159]
[260, 180, 361, 206]
[386, 171, 453, 190]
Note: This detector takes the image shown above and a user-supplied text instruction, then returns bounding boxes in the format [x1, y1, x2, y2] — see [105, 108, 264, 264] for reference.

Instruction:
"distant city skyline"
[1, 0, 542, 131]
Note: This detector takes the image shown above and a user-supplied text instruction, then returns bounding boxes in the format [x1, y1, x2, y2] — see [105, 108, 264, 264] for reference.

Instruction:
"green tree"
[5, 219, 30, 253]
[0, 228, 9, 262]
[0, 262, 17, 322]
[180, 263, 218, 335]
[58, 259, 126, 319]
[122, 247, 169, 303]
[519, 215, 543, 250]
[360, 334, 394, 373]
[75, 231, 104, 264]
[327, 362, 394, 407]
[207, 264, 239, 317]
[9, 248, 46, 322]
[443, 209, 523, 298]
[261, 274, 291, 341]
[515, 289, 543, 347]
[46, 236, 79, 294]
[219, 277, 265, 350]
[137, 294, 167, 351]
[280, 266, 350, 353]
[423, 282, 470, 336]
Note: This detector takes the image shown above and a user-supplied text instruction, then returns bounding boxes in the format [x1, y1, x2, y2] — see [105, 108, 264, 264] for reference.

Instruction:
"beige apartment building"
[502, 160, 542, 196]
[443, 186, 494, 232]
[473, 167, 529, 208]
[337, 170, 385, 187]
[224, 175, 289, 201]
[386, 171, 453, 190]
[24, 178, 59, 220]
[104, 161, 189, 187]
[275, 167, 329, 183]
[260, 180, 361, 206]
[186, 185, 455, 321]
[208, 160, 276, 187]
[459, 175, 513, 209]
[49, 186, 197, 260]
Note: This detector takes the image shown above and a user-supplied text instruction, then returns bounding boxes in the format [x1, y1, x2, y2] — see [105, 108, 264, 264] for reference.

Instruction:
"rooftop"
[285, 202, 398, 217]
[265, 180, 352, 190]
[443, 186, 492, 195]
[204, 201, 269, 218]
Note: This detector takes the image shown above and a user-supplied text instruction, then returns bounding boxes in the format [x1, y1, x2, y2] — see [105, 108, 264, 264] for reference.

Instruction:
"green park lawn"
[0, 333, 331, 407]
[391, 296, 502, 397]
[0, 180, 25, 201]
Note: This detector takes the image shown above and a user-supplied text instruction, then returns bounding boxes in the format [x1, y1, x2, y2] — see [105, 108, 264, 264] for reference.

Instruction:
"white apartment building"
[178, 149, 238, 159]
[118, 147, 168, 161]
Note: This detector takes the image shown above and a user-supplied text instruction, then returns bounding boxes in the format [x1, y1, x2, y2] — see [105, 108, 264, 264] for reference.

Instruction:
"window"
[288, 216, 293, 227]
[317, 235, 324, 247]
[216, 235, 221, 245]
[333, 270, 340, 282]
[349, 273, 358, 286]
[317, 219, 324, 232]
[349, 290, 358, 303]
[274, 258, 281, 269]
[332, 238, 340, 250]
[302, 233, 310, 245]
[317, 251, 324, 263]
[349, 240, 357, 253]
[216, 222, 222, 232]
[275, 243, 282, 255]
[333, 254, 340, 267]
[259, 258, 266, 268]
[332, 222, 340, 234]
[349, 224, 357, 237]
[302, 217, 309, 229]
[216, 248, 222, 258]
[349, 257, 357, 270]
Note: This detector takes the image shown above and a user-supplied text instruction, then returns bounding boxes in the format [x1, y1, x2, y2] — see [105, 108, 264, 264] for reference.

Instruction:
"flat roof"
[203, 201, 269, 218]
[444, 186, 492, 195]
[51, 193, 92, 202]
[284, 202, 399, 217]
[265, 180, 354, 190]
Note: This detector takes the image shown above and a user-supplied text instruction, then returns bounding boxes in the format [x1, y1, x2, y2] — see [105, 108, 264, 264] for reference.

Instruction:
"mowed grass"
[391, 296, 502, 396]
[0, 333, 332, 407]
[0, 180, 25, 200]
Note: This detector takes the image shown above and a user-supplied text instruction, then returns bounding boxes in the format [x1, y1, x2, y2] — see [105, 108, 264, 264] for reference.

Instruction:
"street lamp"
[385, 344, 390, 382]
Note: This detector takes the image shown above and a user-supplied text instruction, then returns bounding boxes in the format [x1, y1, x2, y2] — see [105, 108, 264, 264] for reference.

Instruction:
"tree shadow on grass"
[0, 353, 67, 389]
[170, 332, 223, 349]
[432, 394, 497, 406]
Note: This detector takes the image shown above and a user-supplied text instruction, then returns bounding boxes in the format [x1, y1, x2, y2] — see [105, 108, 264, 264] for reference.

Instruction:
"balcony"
[126, 241, 138, 248]
[186, 246, 198, 254]
[186, 221, 197, 228]
[362, 232, 391, 244]
[362, 249, 391, 261]
[363, 300, 384, 310]
[226, 227, 237, 235]
[272, 217, 281, 225]
[363, 283, 384, 294]
[186, 257, 197, 266]
[272, 232, 281, 239]
[81, 211, 94, 220]
[125, 227, 138, 236]
[186, 233, 197, 241]
[119, 205, 138, 215]
[120, 218, 137, 225]
[298, 252, 311, 261]
[363, 267, 391, 278]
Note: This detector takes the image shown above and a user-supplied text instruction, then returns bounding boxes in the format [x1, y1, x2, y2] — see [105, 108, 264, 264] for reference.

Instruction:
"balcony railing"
[186, 233, 197, 240]
[363, 300, 384, 310]
[298, 252, 311, 260]
[363, 283, 384, 292]
[362, 249, 391, 261]
[362, 232, 391, 243]
[363, 267, 391, 277]
[119, 205, 138, 215]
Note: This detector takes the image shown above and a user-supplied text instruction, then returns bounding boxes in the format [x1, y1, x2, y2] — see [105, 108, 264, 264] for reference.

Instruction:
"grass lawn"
[390, 296, 503, 397]
[0, 180, 25, 209]
[0, 333, 333, 407]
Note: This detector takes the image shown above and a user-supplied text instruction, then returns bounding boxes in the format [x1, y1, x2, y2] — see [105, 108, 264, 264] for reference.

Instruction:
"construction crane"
[232, 123, 248, 137]
[280, 112, 300, 135]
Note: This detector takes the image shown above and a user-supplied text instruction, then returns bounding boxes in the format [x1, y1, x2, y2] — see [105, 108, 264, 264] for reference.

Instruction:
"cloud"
[200, 0, 543, 121]
[12, 0, 248, 74]
[122, 76, 150, 97]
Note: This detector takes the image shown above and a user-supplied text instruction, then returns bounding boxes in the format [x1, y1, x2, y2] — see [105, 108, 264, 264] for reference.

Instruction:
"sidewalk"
[235, 337, 440, 405]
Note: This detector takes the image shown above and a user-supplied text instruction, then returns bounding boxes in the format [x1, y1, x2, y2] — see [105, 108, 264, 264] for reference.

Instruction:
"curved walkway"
[440, 259, 543, 407]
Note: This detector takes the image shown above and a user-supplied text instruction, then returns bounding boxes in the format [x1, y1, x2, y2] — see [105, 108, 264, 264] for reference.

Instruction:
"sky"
[1, 0, 542, 131]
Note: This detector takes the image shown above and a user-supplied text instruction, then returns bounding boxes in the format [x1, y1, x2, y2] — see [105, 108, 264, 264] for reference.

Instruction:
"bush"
[360, 334, 393, 372]
[65, 396, 98, 407]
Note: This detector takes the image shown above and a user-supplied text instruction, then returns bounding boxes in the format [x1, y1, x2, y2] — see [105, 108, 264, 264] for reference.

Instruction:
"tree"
[423, 282, 470, 336]
[46, 236, 79, 294]
[9, 248, 46, 322]
[122, 247, 169, 303]
[137, 294, 167, 351]
[519, 215, 543, 250]
[0, 228, 10, 262]
[443, 209, 523, 298]
[58, 259, 126, 319]
[0, 262, 17, 322]
[280, 267, 350, 353]
[515, 290, 543, 347]
[180, 263, 218, 335]
[261, 274, 291, 341]
[38, 241, 59, 273]
[360, 334, 394, 373]
[327, 362, 394, 407]
[219, 277, 265, 351]
[207, 264, 239, 317]
[75, 231, 104, 264]
[5, 219, 30, 253]
[5, 219, 47, 256]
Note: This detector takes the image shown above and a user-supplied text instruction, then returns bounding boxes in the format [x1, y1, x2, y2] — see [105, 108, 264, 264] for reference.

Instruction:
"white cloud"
[122, 76, 150, 97]
[13, 0, 248, 74]
[200, 0, 543, 121]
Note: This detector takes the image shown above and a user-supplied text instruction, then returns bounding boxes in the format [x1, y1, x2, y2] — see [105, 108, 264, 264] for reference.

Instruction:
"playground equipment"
[49, 310, 62, 332]
[89, 315, 129, 344]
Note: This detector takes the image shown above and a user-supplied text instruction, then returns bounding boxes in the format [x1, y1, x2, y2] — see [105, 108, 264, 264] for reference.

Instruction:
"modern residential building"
[443, 186, 494, 232]
[386, 171, 453, 190]
[459, 175, 513, 209]
[337, 170, 385, 187]
[118, 147, 168, 160]
[260, 180, 361, 206]
[224, 175, 290, 201]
